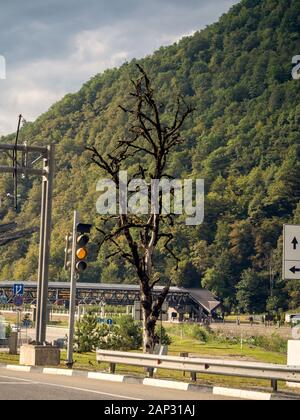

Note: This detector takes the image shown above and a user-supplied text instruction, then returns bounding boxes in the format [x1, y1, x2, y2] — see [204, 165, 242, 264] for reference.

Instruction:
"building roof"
[186, 289, 221, 313]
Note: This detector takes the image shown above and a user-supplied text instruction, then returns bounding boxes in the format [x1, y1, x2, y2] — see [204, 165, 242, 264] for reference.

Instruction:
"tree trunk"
[142, 310, 156, 354]
[140, 276, 156, 354]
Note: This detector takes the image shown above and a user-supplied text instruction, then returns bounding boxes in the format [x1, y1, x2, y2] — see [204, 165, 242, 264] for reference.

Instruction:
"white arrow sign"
[283, 225, 300, 280]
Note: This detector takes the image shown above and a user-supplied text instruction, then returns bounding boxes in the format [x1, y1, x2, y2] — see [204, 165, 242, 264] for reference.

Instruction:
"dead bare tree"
[87, 65, 194, 353]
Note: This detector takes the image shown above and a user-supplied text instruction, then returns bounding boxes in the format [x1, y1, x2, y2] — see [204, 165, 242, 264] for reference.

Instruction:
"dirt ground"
[210, 322, 292, 339]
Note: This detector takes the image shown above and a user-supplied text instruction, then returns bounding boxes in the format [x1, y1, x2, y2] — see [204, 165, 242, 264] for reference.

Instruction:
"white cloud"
[0, 27, 132, 135]
[0, 0, 239, 136]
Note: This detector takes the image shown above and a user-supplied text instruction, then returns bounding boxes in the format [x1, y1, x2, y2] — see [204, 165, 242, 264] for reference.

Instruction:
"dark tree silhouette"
[0, 222, 38, 247]
[88, 65, 194, 353]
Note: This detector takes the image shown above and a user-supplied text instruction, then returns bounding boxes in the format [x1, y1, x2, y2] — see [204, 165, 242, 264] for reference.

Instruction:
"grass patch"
[164, 323, 288, 357]
[167, 334, 286, 364]
[0, 353, 19, 365]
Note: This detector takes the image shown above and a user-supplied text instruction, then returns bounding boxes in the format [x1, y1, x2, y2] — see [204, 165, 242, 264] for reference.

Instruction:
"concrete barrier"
[287, 340, 300, 389]
[20, 344, 60, 367]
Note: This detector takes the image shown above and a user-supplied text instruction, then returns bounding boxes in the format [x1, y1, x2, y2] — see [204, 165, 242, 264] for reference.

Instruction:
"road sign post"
[14, 296, 23, 307]
[283, 225, 300, 280]
[13, 283, 24, 308]
[13, 284, 24, 296]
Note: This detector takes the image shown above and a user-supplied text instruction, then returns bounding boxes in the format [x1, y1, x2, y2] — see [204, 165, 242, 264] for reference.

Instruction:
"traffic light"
[75, 223, 92, 273]
[75, 235, 89, 272]
[77, 223, 92, 234]
[64, 223, 92, 273]
[64, 233, 72, 271]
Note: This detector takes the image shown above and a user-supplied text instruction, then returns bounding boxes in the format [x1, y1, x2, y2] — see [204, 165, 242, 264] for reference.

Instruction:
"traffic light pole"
[67, 210, 79, 368]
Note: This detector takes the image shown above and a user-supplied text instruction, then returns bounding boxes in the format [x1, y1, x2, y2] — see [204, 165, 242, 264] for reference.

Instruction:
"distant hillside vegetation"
[0, 0, 300, 313]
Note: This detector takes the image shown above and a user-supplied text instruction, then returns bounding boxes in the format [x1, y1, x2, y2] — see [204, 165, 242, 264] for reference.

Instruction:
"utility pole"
[0, 142, 55, 345]
[13, 115, 22, 212]
[36, 145, 55, 344]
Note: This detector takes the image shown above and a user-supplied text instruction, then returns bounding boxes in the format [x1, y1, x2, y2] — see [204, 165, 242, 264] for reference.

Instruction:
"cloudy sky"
[0, 0, 239, 136]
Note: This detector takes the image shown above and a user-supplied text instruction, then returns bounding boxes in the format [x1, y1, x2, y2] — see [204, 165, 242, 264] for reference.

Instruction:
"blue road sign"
[107, 319, 113, 326]
[13, 284, 24, 296]
[97, 318, 105, 324]
[23, 319, 31, 328]
[14, 296, 23, 307]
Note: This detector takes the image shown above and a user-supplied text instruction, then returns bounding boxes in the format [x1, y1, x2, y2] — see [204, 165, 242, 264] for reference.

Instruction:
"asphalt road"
[0, 367, 238, 400]
[25, 326, 68, 343]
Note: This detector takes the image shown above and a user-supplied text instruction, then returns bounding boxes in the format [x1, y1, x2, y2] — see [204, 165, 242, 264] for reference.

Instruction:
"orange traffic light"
[76, 247, 88, 260]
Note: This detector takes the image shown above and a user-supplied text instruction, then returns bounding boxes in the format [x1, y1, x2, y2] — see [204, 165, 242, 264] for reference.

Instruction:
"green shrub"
[188, 325, 210, 343]
[75, 313, 101, 353]
[250, 334, 287, 353]
[168, 323, 212, 343]
[111, 316, 142, 350]
[155, 325, 172, 346]
[75, 315, 142, 353]
[5, 324, 12, 339]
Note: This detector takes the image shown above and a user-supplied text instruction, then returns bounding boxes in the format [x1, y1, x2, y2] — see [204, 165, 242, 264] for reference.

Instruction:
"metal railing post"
[271, 379, 278, 392]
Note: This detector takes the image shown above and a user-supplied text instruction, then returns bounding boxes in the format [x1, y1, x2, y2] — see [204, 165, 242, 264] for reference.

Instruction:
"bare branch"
[151, 280, 171, 317]
[88, 64, 194, 353]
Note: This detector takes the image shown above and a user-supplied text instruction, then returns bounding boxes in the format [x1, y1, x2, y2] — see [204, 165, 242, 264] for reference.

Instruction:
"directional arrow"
[292, 237, 299, 250]
[290, 266, 300, 274]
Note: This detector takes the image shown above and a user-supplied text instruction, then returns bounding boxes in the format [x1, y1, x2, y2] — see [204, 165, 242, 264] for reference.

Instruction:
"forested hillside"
[0, 0, 300, 313]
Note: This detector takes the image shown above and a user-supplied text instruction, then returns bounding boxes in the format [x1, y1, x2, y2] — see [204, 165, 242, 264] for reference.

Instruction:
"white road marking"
[0, 374, 141, 400]
[0, 375, 37, 383]
[0, 382, 34, 385]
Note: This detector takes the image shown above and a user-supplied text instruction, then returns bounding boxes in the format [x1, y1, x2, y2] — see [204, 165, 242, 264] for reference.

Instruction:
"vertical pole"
[36, 144, 55, 344]
[190, 372, 197, 382]
[13, 114, 22, 212]
[271, 379, 278, 392]
[160, 309, 163, 345]
[67, 211, 78, 368]
[35, 161, 47, 344]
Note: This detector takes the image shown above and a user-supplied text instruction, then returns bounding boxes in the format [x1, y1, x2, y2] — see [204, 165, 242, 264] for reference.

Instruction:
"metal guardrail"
[96, 350, 300, 391]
